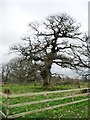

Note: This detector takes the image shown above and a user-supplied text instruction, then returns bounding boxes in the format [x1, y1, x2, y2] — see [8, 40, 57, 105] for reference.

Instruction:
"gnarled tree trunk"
[41, 69, 51, 87]
[40, 60, 52, 88]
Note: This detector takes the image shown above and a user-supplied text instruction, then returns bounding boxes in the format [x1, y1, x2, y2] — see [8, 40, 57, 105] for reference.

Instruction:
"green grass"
[2, 99, 88, 120]
[1, 81, 88, 94]
[2, 95, 88, 119]
[22, 101, 88, 119]
[1, 83, 89, 119]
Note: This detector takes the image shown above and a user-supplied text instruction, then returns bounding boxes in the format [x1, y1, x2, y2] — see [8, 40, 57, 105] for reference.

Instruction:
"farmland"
[0, 82, 89, 120]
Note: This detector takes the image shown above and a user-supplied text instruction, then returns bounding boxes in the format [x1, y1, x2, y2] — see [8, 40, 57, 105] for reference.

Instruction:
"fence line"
[0, 92, 7, 98]
[0, 87, 89, 119]
[8, 98, 88, 119]
[9, 87, 88, 98]
[0, 111, 6, 118]
[9, 93, 88, 108]
[0, 101, 6, 107]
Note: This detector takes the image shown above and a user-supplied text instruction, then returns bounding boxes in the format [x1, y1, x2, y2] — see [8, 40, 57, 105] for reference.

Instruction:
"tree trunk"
[40, 55, 53, 88]
[41, 67, 51, 88]
[43, 74, 51, 87]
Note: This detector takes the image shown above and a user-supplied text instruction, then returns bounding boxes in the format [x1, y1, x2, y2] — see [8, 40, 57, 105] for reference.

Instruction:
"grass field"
[0, 82, 89, 119]
[0, 81, 88, 93]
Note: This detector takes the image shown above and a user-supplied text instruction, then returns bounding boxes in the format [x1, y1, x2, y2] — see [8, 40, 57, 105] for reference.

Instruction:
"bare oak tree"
[11, 13, 85, 87]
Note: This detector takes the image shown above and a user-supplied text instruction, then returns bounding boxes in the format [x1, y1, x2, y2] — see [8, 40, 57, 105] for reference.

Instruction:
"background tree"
[2, 57, 41, 83]
[2, 63, 11, 83]
[11, 13, 85, 87]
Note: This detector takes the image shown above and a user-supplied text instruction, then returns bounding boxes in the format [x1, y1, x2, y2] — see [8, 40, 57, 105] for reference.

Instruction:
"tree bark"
[41, 69, 51, 87]
[40, 60, 52, 88]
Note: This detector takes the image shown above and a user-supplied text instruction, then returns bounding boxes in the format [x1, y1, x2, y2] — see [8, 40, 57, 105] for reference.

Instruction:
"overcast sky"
[0, 0, 89, 77]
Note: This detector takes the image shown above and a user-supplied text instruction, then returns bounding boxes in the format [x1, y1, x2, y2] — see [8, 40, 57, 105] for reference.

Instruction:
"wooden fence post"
[71, 92, 74, 101]
[87, 88, 89, 94]
[6, 94, 10, 119]
[46, 93, 49, 107]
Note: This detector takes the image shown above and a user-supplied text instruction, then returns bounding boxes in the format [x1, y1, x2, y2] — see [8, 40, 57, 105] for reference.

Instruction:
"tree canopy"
[10, 13, 89, 86]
